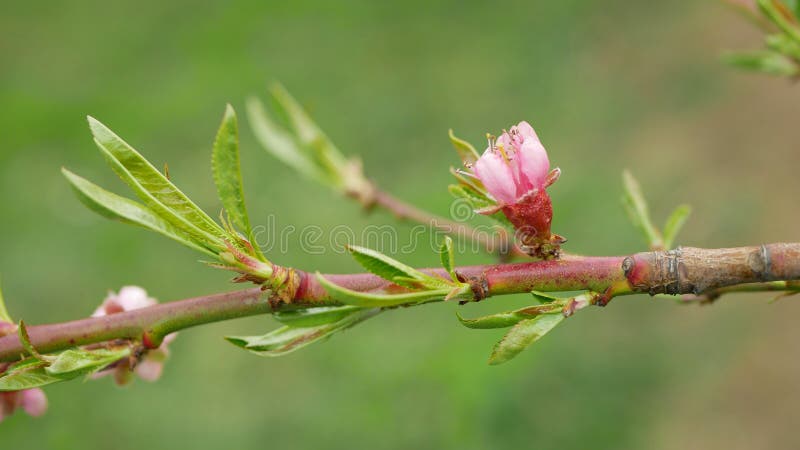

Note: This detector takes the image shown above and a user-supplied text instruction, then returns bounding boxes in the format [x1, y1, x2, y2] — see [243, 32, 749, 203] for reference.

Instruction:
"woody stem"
[0, 243, 798, 362]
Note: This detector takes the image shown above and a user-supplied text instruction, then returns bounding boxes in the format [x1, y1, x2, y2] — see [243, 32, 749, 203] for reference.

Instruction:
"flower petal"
[135, 358, 164, 382]
[495, 132, 513, 152]
[0, 392, 19, 422]
[21, 389, 47, 417]
[515, 121, 539, 143]
[473, 151, 517, 204]
[517, 139, 550, 189]
[116, 286, 156, 311]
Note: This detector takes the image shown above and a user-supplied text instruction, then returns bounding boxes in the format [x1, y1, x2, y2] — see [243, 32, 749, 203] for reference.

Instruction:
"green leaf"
[346, 245, 441, 289]
[0, 279, 11, 323]
[723, 50, 799, 76]
[448, 184, 511, 228]
[439, 236, 457, 282]
[448, 184, 492, 208]
[212, 104, 253, 238]
[18, 320, 47, 362]
[457, 304, 563, 329]
[62, 169, 216, 257]
[449, 167, 487, 195]
[662, 204, 692, 249]
[88, 117, 227, 248]
[273, 305, 364, 327]
[758, 0, 800, 42]
[530, 291, 561, 303]
[46, 347, 131, 376]
[458, 311, 525, 329]
[621, 170, 664, 249]
[246, 96, 323, 181]
[269, 83, 350, 174]
[316, 273, 453, 307]
[766, 33, 800, 59]
[488, 314, 564, 365]
[0, 360, 66, 391]
[448, 129, 480, 165]
[226, 308, 378, 356]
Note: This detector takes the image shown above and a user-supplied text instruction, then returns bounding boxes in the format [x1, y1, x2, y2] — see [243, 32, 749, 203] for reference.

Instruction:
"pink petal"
[495, 132, 513, 152]
[0, 392, 20, 422]
[514, 121, 540, 143]
[162, 332, 178, 347]
[517, 139, 550, 189]
[21, 389, 47, 417]
[473, 151, 518, 204]
[135, 358, 163, 382]
[116, 286, 156, 311]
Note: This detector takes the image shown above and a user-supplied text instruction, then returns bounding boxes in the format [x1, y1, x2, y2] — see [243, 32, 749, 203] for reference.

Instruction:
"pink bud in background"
[92, 286, 156, 317]
[0, 371, 48, 422]
[91, 286, 176, 385]
[20, 388, 47, 417]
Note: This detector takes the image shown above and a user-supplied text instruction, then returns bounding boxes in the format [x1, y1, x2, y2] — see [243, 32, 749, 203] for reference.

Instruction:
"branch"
[2, 243, 798, 362]
[363, 188, 524, 260]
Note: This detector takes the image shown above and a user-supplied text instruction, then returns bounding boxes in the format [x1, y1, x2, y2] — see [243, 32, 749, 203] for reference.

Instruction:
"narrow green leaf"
[662, 204, 692, 249]
[63, 169, 216, 257]
[722, 50, 799, 76]
[46, 347, 131, 376]
[457, 311, 525, 329]
[448, 184, 492, 208]
[95, 142, 225, 251]
[449, 167, 487, 195]
[0, 279, 11, 323]
[457, 304, 563, 329]
[269, 83, 350, 174]
[273, 305, 364, 327]
[316, 273, 450, 307]
[226, 308, 378, 356]
[212, 104, 252, 237]
[440, 236, 457, 282]
[622, 170, 664, 249]
[18, 321, 47, 362]
[766, 33, 800, 59]
[758, 0, 800, 42]
[88, 117, 227, 246]
[246, 96, 323, 181]
[0, 361, 67, 391]
[488, 314, 564, 365]
[449, 184, 511, 228]
[346, 245, 429, 287]
[448, 129, 480, 165]
[530, 291, 561, 303]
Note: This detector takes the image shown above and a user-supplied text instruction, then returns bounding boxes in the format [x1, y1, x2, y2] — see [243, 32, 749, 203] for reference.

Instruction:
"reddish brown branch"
[1, 243, 799, 362]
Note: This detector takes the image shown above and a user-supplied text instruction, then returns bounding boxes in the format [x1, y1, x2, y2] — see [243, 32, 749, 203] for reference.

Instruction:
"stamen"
[486, 133, 496, 151]
[497, 142, 511, 163]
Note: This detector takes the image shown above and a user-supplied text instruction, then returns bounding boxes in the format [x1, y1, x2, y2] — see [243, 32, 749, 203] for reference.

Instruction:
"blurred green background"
[2, 1, 800, 448]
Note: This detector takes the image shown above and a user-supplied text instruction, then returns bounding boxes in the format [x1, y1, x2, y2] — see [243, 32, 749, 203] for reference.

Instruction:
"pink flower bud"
[20, 388, 47, 417]
[467, 121, 563, 258]
[92, 286, 156, 317]
[90, 286, 175, 384]
[474, 121, 551, 205]
[0, 388, 48, 422]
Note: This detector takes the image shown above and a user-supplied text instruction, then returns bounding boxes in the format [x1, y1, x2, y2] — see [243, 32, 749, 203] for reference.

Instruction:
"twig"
[1, 243, 798, 362]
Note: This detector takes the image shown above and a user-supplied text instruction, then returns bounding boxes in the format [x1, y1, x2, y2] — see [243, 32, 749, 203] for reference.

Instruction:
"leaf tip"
[224, 103, 236, 119]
